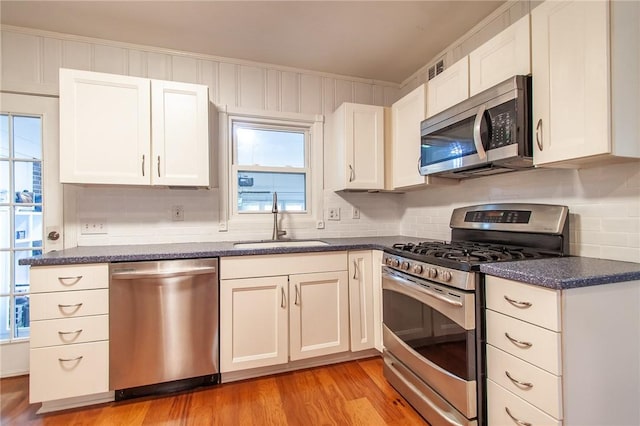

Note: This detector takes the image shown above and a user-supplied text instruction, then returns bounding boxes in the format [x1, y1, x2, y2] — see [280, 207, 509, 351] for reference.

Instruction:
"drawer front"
[487, 379, 561, 426]
[30, 289, 109, 321]
[486, 276, 561, 331]
[29, 341, 109, 403]
[221, 251, 347, 279]
[487, 345, 563, 418]
[30, 264, 109, 293]
[30, 315, 109, 348]
[486, 310, 561, 375]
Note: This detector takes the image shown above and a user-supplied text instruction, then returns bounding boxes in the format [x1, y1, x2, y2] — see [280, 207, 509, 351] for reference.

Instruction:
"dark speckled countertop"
[481, 257, 640, 290]
[20, 237, 640, 289]
[18, 236, 424, 266]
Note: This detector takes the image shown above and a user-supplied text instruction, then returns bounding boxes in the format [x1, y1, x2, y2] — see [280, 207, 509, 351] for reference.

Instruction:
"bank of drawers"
[29, 264, 109, 403]
[485, 275, 563, 424]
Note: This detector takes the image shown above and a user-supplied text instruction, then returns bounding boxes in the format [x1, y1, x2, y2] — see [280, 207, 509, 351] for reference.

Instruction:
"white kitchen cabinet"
[485, 275, 640, 425]
[348, 251, 374, 351]
[219, 252, 349, 373]
[29, 263, 110, 404]
[531, 0, 640, 167]
[59, 68, 210, 186]
[469, 15, 530, 97]
[390, 85, 457, 190]
[426, 57, 469, 118]
[327, 103, 385, 191]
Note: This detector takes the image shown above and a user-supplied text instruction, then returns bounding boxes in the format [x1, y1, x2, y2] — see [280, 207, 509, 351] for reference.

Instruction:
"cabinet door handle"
[505, 370, 533, 389]
[348, 164, 355, 182]
[57, 276, 83, 286]
[352, 260, 359, 280]
[58, 329, 83, 336]
[535, 119, 543, 151]
[142, 154, 145, 176]
[58, 355, 83, 363]
[157, 155, 161, 177]
[294, 284, 300, 305]
[281, 287, 286, 308]
[417, 156, 421, 174]
[505, 407, 532, 426]
[505, 332, 533, 348]
[503, 295, 532, 309]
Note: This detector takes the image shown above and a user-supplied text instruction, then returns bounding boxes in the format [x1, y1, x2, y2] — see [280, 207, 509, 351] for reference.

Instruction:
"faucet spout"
[271, 192, 287, 241]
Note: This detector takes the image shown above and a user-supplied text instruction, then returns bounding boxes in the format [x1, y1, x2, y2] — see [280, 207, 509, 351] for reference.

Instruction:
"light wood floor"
[1, 357, 428, 425]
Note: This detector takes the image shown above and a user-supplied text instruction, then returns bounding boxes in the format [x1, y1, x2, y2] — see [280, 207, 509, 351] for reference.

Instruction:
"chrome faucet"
[271, 192, 287, 241]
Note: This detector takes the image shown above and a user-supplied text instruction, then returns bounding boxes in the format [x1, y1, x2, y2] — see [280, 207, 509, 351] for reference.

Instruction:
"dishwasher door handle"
[111, 266, 217, 280]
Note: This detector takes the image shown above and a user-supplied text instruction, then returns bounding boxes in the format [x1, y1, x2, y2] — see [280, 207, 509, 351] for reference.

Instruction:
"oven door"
[382, 266, 477, 423]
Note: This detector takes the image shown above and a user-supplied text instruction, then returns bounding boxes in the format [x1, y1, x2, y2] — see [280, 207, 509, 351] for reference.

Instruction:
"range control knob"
[385, 257, 393, 266]
[401, 261, 410, 271]
[392, 259, 400, 267]
[427, 268, 438, 279]
[441, 270, 452, 282]
[412, 264, 423, 274]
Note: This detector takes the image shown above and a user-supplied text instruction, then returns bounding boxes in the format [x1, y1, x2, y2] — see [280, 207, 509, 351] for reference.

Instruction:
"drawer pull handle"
[505, 407, 532, 426]
[58, 276, 83, 285]
[58, 303, 83, 309]
[504, 295, 532, 308]
[58, 329, 83, 336]
[505, 370, 533, 389]
[58, 355, 83, 363]
[505, 332, 533, 348]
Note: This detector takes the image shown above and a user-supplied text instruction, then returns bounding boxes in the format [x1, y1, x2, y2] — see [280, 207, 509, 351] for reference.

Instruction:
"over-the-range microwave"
[419, 75, 533, 179]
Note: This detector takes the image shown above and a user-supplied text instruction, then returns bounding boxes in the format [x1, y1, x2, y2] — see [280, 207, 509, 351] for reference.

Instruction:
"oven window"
[383, 288, 475, 381]
[420, 116, 477, 167]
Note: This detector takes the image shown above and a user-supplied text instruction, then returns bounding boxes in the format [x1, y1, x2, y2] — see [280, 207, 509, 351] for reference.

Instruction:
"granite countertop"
[480, 257, 640, 290]
[19, 236, 424, 266]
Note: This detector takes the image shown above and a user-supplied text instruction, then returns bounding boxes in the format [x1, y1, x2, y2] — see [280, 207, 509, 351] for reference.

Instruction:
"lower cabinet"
[485, 275, 640, 425]
[220, 252, 351, 373]
[348, 250, 375, 351]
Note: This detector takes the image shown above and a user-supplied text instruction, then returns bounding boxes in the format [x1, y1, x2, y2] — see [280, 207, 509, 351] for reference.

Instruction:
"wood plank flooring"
[1, 357, 428, 425]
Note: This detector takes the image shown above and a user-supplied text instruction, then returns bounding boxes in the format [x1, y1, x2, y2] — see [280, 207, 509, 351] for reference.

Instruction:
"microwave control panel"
[488, 100, 517, 149]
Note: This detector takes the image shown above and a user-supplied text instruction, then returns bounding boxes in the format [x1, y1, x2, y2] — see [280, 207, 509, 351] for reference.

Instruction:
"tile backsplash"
[72, 160, 640, 263]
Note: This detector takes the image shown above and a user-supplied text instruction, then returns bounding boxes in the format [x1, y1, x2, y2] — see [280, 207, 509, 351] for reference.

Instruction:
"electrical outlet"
[172, 205, 184, 221]
[352, 207, 360, 219]
[327, 207, 340, 221]
[81, 220, 108, 235]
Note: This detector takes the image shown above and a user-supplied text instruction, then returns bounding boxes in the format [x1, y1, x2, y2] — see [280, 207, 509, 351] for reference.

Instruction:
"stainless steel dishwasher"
[109, 258, 219, 400]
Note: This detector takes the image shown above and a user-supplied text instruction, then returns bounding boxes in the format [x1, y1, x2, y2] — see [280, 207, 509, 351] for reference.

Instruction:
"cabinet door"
[348, 251, 375, 351]
[289, 271, 349, 361]
[469, 15, 531, 96]
[220, 276, 288, 372]
[151, 80, 210, 186]
[342, 103, 385, 190]
[532, 0, 610, 165]
[59, 69, 151, 185]
[392, 85, 427, 189]
[426, 57, 469, 118]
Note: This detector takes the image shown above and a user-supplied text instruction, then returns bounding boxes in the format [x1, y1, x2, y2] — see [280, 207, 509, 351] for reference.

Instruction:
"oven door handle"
[382, 271, 463, 308]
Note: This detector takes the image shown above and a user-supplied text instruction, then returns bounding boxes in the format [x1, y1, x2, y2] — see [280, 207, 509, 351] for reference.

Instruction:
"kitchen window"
[222, 109, 324, 232]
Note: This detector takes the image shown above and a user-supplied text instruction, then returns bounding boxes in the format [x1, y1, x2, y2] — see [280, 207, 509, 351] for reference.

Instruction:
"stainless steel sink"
[233, 240, 329, 249]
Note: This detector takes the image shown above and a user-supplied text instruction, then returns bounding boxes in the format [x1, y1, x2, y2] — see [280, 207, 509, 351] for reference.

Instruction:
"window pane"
[13, 115, 42, 160]
[14, 161, 42, 202]
[0, 207, 9, 250]
[0, 251, 9, 294]
[235, 127, 305, 167]
[0, 296, 9, 341]
[0, 160, 9, 203]
[14, 295, 29, 339]
[237, 171, 306, 212]
[14, 208, 42, 249]
[14, 251, 31, 294]
[0, 114, 8, 158]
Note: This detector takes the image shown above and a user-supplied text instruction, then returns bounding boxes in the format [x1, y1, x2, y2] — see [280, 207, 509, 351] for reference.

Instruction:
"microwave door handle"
[473, 104, 488, 160]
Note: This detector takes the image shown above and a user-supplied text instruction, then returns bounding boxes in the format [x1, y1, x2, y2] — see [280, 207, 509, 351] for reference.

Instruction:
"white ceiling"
[0, 1, 504, 84]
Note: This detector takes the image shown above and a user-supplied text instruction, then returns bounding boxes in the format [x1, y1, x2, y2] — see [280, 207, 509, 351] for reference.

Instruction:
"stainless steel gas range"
[382, 203, 569, 426]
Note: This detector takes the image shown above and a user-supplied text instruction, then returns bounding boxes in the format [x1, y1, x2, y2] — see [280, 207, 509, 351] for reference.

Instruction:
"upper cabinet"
[327, 103, 385, 191]
[469, 15, 531, 97]
[391, 85, 456, 190]
[426, 57, 469, 118]
[532, 0, 640, 167]
[59, 69, 211, 187]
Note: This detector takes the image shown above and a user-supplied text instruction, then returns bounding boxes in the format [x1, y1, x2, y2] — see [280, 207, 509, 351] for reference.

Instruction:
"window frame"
[231, 121, 311, 215]
[218, 107, 324, 233]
